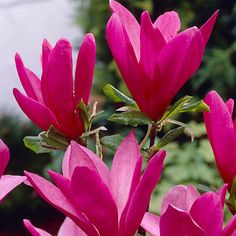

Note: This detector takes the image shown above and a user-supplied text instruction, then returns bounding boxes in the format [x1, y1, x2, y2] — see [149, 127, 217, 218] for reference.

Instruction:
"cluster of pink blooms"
[1, 0, 236, 235]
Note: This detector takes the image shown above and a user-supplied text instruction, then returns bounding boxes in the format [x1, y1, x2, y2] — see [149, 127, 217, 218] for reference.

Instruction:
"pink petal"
[226, 98, 234, 116]
[62, 141, 109, 186]
[140, 212, 160, 236]
[58, 217, 86, 236]
[41, 39, 75, 133]
[0, 140, 9, 177]
[118, 156, 142, 235]
[13, 88, 59, 131]
[154, 11, 181, 42]
[200, 10, 219, 46]
[140, 11, 166, 80]
[15, 53, 42, 102]
[149, 27, 204, 120]
[124, 150, 166, 236]
[109, 0, 140, 60]
[74, 33, 96, 105]
[0, 175, 26, 202]
[24, 171, 98, 236]
[41, 39, 52, 72]
[161, 185, 200, 214]
[71, 167, 118, 236]
[158, 27, 204, 96]
[106, 14, 145, 110]
[204, 91, 236, 186]
[223, 214, 236, 236]
[216, 184, 228, 208]
[160, 205, 206, 236]
[23, 219, 51, 236]
[25, 68, 44, 104]
[190, 192, 223, 235]
[110, 131, 141, 220]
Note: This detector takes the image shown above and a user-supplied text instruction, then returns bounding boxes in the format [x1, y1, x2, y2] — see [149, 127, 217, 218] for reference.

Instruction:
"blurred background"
[0, 0, 235, 235]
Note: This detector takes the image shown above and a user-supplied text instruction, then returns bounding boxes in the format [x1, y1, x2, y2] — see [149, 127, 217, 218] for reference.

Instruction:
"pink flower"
[141, 185, 236, 236]
[106, 0, 218, 121]
[24, 217, 85, 236]
[24, 132, 166, 236]
[0, 139, 26, 202]
[204, 91, 236, 187]
[13, 34, 96, 139]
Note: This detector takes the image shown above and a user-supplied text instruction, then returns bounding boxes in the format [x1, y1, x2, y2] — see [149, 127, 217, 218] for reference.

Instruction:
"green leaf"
[197, 184, 215, 194]
[40, 126, 69, 149]
[100, 134, 123, 151]
[180, 100, 209, 113]
[159, 96, 209, 123]
[227, 176, 236, 214]
[78, 100, 90, 131]
[23, 136, 52, 154]
[103, 84, 137, 107]
[108, 111, 152, 127]
[153, 127, 185, 151]
[160, 96, 192, 122]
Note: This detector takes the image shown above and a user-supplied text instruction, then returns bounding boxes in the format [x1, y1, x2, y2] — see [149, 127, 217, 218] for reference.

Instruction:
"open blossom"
[24, 217, 84, 236]
[24, 132, 166, 236]
[204, 91, 236, 187]
[106, 0, 218, 121]
[141, 185, 236, 236]
[13, 34, 96, 139]
[0, 139, 26, 202]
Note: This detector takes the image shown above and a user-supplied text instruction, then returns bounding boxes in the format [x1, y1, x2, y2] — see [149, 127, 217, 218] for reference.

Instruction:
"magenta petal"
[140, 212, 160, 236]
[161, 185, 200, 214]
[71, 167, 119, 236]
[41, 39, 52, 72]
[106, 14, 145, 110]
[160, 205, 206, 236]
[24, 171, 99, 236]
[58, 217, 86, 236]
[204, 91, 236, 186]
[110, 131, 141, 220]
[226, 98, 234, 116]
[109, 0, 140, 60]
[25, 171, 78, 217]
[15, 53, 42, 102]
[124, 150, 166, 236]
[190, 192, 223, 235]
[154, 11, 181, 42]
[47, 171, 98, 236]
[223, 214, 236, 236]
[25, 68, 44, 104]
[41, 39, 74, 129]
[200, 10, 219, 46]
[74, 33, 96, 105]
[216, 184, 228, 208]
[0, 140, 9, 177]
[23, 219, 51, 236]
[0, 175, 26, 202]
[140, 11, 166, 80]
[62, 141, 109, 185]
[13, 88, 59, 131]
[158, 27, 204, 97]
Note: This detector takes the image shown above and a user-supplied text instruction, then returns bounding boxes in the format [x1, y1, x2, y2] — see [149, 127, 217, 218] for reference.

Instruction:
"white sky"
[0, 0, 81, 117]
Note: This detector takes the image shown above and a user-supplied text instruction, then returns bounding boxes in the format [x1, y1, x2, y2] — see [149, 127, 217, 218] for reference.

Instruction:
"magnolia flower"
[106, 0, 218, 121]
[24, 217, 84, 236]
[25, 132, 166, 236]
[0, 139, 26, 202]
[14, 34, 96, 139]
[204, 91, 236, 187]
[141, 185, 236, 236]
